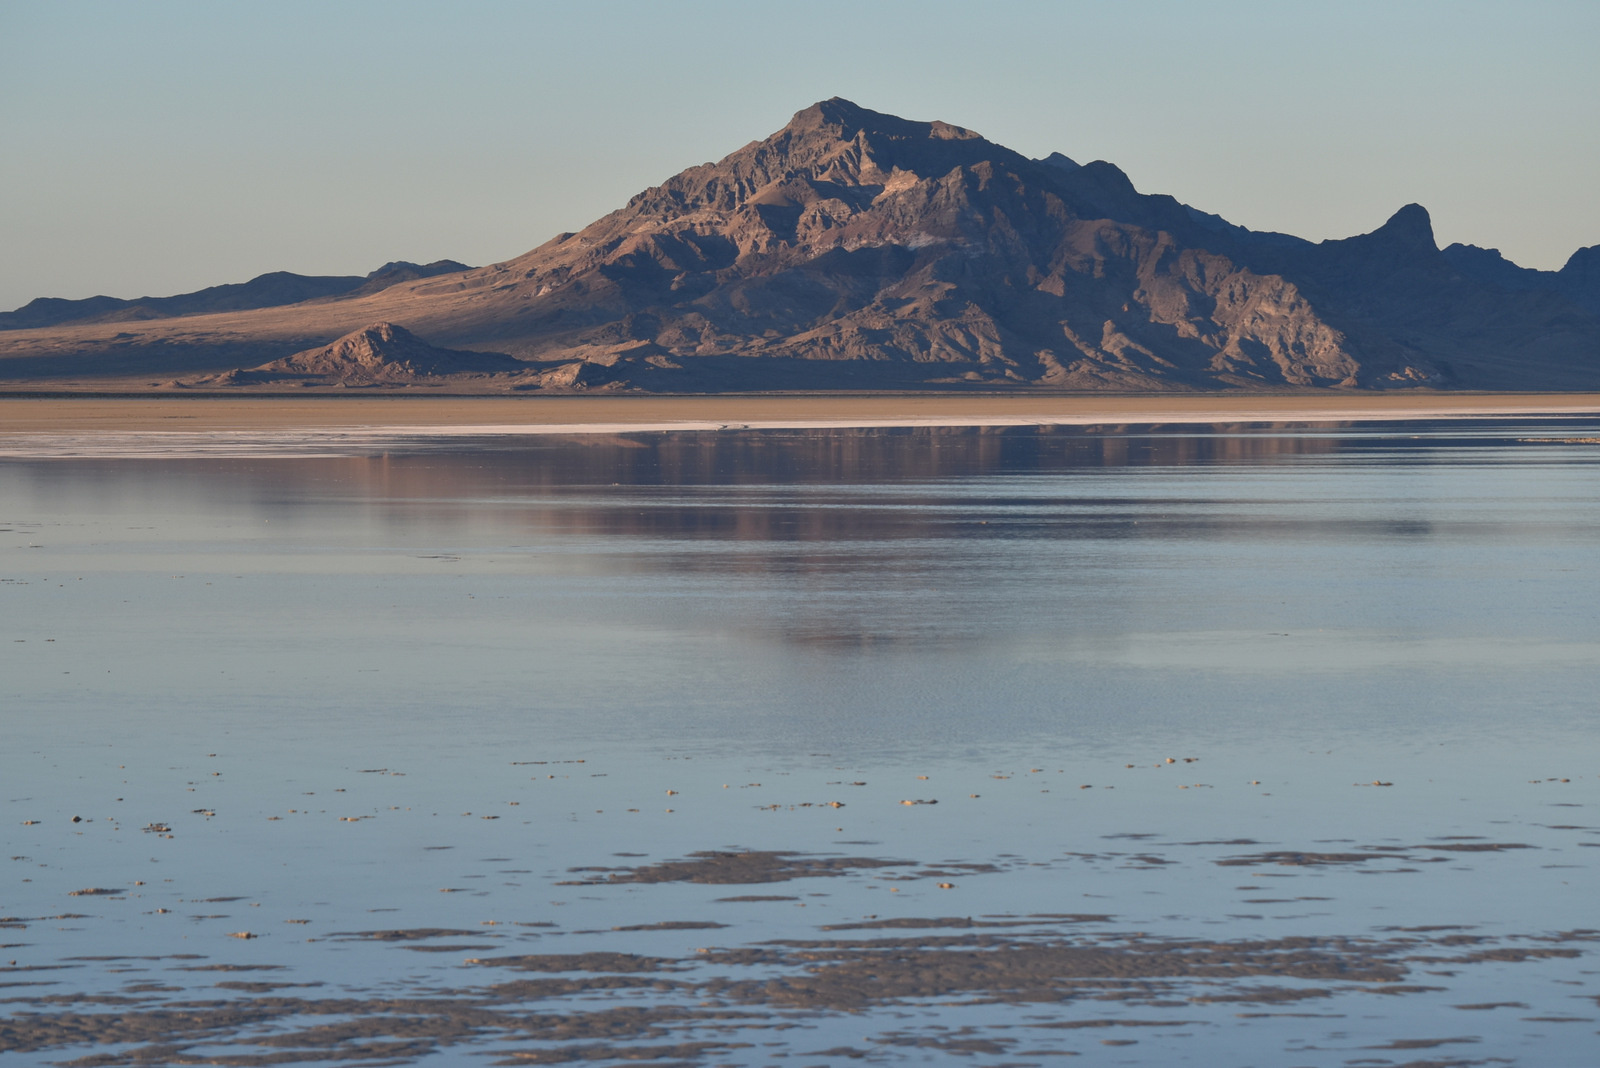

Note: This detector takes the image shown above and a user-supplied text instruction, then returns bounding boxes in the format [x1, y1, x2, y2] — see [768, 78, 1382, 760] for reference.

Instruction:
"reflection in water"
[0, 421, 1434, 544]
[5, 418, 1597, 664]
[501, 422, 1358, 485]
[8, 422, 1599, 654]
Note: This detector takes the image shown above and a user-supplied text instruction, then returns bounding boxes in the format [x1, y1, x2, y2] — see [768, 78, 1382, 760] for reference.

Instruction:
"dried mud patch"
[327, 929, 489, 943]
[559, 849, 907, 885]
[1215, 850, 1399, 868]
[462, 952, 682, 974]
[693, 933, 1421, 1011]
[1214, 843, 1538, 869]
[489, 1039, 752, 1065]
[2, 922, 1589, 1066]
[822, 914, 1112, 931]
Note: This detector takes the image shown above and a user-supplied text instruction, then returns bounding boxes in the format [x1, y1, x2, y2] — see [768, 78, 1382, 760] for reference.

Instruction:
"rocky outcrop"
[191, 322, 523, 386]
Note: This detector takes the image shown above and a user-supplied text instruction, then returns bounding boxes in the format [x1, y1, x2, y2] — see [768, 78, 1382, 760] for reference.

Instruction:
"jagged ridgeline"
[4, 99, 1597, 391]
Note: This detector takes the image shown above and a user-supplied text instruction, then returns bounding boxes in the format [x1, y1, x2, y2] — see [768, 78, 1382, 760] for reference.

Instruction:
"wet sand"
[4, 391, 1600, 434]
[5, 746, 1596, 1066]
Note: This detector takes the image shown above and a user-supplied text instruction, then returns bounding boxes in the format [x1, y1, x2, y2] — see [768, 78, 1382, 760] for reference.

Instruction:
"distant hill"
[0, 260, 472, 331]
[2, 99, 1595, 391]
[186, 321, 527, 387]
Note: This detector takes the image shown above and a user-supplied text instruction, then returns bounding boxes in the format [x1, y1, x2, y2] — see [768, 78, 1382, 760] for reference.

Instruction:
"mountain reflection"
[388, 423, 1353, 488]
[19, 423, 1372, 553]
[6, 422, 1548, 651]
[223, 423, 1364, 548]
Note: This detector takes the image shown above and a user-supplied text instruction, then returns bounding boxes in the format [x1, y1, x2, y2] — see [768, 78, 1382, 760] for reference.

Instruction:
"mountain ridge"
[2, 98, 1596, 391]
[0, 260, 473, 331]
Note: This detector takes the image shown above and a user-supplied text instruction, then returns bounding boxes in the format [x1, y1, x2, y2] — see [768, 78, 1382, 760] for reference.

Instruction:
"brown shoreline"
[3, 391, 1600, 434]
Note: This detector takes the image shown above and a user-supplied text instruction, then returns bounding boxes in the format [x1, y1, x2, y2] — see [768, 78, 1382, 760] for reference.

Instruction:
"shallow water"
[3, 421, 1599, 1066]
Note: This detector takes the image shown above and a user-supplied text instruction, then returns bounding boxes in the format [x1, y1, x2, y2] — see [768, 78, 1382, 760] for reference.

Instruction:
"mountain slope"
[0, 260, 472, 331]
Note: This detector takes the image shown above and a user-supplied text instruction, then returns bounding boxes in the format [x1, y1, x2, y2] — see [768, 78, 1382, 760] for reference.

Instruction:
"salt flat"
[3, 391, 1600, 437]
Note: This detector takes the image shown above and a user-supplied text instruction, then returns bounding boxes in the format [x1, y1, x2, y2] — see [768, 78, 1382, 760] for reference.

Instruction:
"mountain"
[0, 260, 472, 331]
[1, 99, 1596, 391]
[184, 322, 528, 388]
[1441, 242, 1600, 317]
[457, 99, 1372, 391]
[1203, 205, 1596, 390]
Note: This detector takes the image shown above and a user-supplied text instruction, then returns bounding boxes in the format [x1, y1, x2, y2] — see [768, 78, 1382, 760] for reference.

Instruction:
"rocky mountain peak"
[737, 97, 1017, 192]
[1561, 243, 1600, 280]
[787, 97, 980, 144]
[1305, 202, 1440, 271]
[339, 321, 410, 353]
[1373, 203, 1437, 250]
[1555, 244, 1600, 315]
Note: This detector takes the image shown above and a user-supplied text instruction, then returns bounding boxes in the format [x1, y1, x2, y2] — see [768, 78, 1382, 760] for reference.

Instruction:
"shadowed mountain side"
[3, 98, 1597, 390]
[1226, 206, 1600, 390]
[1443, 242, 1600, 317]
[0, 260, 472, 331]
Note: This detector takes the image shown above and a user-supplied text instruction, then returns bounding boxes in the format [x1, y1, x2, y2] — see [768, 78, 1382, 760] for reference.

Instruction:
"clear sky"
[3, 0, 1597, 311]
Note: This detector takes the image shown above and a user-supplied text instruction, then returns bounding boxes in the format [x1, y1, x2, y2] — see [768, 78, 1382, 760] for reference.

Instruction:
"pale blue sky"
[3, 0, 1597, 310]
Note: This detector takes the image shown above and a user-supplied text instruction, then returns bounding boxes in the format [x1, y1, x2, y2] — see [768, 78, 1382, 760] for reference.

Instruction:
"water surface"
[3, 421, 1598, 1066]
